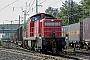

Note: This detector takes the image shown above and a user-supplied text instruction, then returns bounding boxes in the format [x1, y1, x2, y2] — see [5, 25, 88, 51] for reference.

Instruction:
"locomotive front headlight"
[39, 34, 42, 39]
[39, 37, 42, 39]
[51, 19, 54, 21]
[66, 37, 68, 40]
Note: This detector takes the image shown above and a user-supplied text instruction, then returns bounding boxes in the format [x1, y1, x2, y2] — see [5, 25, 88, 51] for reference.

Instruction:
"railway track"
[63, 48, 90, 60]
[62, 52, 90, 60]
[1, 42, 90, 60]
[0, 48, 68, 60]
[13, 45, 90, 59]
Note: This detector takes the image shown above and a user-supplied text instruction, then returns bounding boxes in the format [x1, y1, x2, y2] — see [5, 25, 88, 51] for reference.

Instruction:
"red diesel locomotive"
[17, 13, 66, 54]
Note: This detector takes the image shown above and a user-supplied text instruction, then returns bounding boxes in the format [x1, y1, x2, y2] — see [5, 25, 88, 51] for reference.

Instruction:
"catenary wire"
[0, 0, 19, 12]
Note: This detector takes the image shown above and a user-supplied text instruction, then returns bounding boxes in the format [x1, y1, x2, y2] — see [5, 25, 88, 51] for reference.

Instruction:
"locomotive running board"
[23, 37, 36, 40]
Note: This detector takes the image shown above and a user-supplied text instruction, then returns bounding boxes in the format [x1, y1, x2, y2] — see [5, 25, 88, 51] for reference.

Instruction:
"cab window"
[45, 22, 60, 26]
[32, 15, 40, 21]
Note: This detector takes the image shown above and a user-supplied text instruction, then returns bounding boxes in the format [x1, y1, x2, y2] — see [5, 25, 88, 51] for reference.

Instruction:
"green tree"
[56, 1, 68, 25]
[45, 7, 58, 17]
[81, 0, 90, 19]
[56, 1, 83, 25]
[22, 21, 28, 31]
[45, 1, 83, 25]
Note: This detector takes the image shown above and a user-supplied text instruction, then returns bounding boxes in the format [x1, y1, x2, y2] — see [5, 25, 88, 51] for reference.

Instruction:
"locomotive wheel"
[84, 45, 89, 50]
[42, 49, 47, 54]
[57, 50, 63, 55]
[56, 47, 63, 55]
[36, 49, 42, 53]
[42, 50, 46, 54]
[52, 48, 56, 54]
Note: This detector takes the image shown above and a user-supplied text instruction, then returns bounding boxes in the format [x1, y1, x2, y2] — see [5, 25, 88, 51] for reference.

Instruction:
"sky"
[0, 0, 81, 24]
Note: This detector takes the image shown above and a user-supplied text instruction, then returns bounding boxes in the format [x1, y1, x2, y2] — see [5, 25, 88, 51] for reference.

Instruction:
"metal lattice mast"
[36, 0, 38, 14]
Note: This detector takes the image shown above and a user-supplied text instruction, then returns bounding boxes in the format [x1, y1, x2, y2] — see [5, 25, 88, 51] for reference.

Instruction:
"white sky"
[0, 0, 81, 24]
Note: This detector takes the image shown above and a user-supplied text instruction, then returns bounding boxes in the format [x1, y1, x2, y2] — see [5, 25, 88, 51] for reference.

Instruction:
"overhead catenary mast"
[36, 0, 38, 14]
[68, 0, 73, 25]
[36, 0, 42, 14]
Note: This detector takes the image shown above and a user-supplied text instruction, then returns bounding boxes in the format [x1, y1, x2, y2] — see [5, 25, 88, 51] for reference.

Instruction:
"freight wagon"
[68, 22, 83, 42]
[67, 18, 90, 49]
[12, 33, 16, 43]
[16, 26, 23, 46]
[67, 22, 83, 48]
[83, 18, 90, 49]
